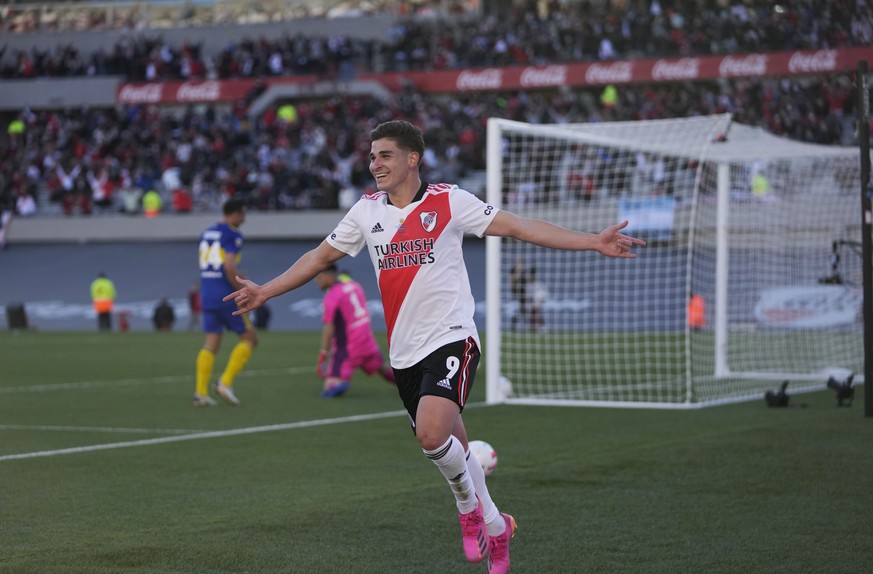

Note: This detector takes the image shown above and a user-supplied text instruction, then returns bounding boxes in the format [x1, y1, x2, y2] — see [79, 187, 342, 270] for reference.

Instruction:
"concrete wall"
[0, 77, 122, 110]
[7, 200, 855, 246]
[6, 211, 347, 243]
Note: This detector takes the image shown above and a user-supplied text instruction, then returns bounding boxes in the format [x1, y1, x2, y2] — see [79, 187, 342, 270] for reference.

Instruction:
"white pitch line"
[0, 409, 409, 462]
[0, 424, 205, 435]
[0, 367, 311, 394]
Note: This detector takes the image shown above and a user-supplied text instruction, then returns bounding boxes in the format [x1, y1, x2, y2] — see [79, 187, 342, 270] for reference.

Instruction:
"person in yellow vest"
[142, 189, 162, 218]
[91, 272, 117, 331]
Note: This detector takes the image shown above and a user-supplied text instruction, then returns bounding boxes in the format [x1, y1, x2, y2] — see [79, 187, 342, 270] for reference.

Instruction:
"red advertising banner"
[117, 46, 873, 105]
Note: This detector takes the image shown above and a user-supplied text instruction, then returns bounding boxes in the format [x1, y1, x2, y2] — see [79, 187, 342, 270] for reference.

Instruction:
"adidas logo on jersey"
[371, 222, 384, 233]
[436, 378, 452, 390]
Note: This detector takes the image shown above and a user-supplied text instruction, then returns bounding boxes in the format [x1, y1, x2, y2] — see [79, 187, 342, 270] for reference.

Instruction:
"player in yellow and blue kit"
[192, 198, 258, 407]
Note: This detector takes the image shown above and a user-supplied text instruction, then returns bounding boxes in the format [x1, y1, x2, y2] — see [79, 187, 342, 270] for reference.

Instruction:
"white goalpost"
[485, 114, 863, 408]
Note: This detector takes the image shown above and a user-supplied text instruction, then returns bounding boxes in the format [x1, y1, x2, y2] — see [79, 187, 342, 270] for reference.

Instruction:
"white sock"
[467, 448, 506, 537]
[424, 436, 478, 514]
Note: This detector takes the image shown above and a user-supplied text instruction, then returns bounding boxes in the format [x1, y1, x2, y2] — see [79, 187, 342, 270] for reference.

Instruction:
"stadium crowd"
[0, 0, 868, 219]
[1, 0, 871, 81]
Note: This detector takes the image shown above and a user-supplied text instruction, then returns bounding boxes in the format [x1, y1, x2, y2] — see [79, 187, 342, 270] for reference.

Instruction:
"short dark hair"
[370, 120, 425, 165]
[223, 198, 245, 216]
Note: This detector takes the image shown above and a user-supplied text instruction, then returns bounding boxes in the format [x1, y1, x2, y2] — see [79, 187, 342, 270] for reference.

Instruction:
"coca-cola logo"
[456, 69, 503, 91]
[718, 54, 768, 77]
[651, 58, 700, 81]
[788, 50, 838, 74]
[176, 81, 221, 102]
[520, 65, 568, 87]
[584, 62, 634, 85]
[117, 84, 163, 104]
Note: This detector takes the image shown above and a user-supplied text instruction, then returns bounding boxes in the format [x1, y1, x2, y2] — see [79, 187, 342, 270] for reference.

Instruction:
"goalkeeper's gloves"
[316, 349, 328, 379]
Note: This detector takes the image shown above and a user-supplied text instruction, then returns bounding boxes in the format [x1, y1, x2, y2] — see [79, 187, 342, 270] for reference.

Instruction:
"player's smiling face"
[369, 138, 417, 193]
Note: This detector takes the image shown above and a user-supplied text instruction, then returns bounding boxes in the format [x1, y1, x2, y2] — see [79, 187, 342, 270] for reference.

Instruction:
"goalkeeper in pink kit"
[315, 264, 394, 398]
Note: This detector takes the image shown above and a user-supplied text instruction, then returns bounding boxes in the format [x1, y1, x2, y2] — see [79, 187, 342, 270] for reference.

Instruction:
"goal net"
[484, 114, 862, 408]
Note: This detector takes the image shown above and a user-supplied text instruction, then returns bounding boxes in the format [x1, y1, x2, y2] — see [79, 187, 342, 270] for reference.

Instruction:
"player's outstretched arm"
[484, 211, 646, 258]
[225, 240, 346, 315]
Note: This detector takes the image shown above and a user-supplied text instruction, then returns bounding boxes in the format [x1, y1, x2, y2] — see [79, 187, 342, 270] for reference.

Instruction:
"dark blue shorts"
[202, 301, 252, 334]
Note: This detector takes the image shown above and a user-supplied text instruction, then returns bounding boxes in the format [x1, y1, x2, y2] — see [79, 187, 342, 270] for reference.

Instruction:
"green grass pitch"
[1, 331, 872, 573]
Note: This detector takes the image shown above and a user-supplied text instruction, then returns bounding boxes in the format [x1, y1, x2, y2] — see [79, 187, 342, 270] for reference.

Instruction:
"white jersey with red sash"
[326, 182, 498, 368]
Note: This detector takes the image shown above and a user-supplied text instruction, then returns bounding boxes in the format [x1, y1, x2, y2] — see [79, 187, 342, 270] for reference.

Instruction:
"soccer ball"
[469, 440, 498, 477]
[499, 376, 513, 397]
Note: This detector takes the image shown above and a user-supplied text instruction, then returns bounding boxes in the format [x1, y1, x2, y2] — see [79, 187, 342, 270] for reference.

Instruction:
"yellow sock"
[219, 340, 253, 387]
[196, 348, 215, 396]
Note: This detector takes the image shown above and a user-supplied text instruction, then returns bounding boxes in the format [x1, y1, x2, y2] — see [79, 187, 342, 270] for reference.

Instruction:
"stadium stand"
[2, 0, 871, 79]
[0, 0, 871, 223]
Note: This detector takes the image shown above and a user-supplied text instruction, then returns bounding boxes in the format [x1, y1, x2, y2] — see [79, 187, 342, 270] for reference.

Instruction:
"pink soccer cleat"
[458, 499, 490, 563]
[487, 512, 517, 574]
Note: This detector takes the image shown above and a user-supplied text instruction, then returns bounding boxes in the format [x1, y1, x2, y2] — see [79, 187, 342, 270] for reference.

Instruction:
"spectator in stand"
[15, 190, 37, 217]
[118, 182, 143, 215]
[172, 188, 193, 213]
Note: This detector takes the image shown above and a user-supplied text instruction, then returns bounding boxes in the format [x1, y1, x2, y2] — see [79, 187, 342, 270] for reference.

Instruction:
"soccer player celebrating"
[314, 264, 395, 398]
[225, 120, 645, 571]
[193, 198, 258, 407]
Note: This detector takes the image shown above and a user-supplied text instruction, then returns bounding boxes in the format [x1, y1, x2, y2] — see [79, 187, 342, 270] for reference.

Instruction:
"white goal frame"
[485, 115, 862, 408]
